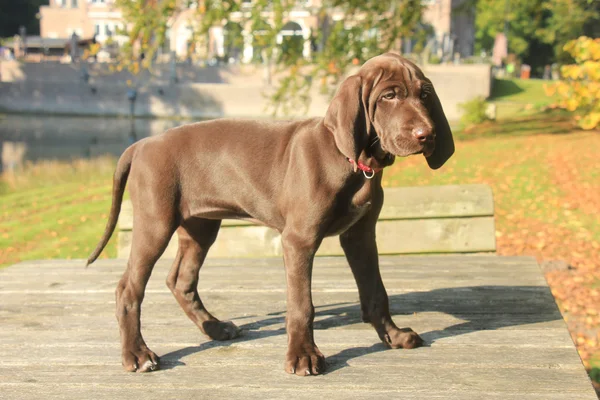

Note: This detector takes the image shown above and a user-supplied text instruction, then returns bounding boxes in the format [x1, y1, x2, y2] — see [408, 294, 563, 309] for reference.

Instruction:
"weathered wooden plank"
[319, 217, 496, 255]
[379, 184, 494, 219]
[0, 289, 560, 318]
[0, 289, 568, 337]
[117, 197, 133, 229]
[0, 271, 549, 287]
[0, 318, 569, 352]
[6, 255, 540, 270]
[0, 386, 595, 400]
[1, 256, 545, 281]
[0, 287, 560, 325]
[0, 255, 552, 333]
[116, 185, 494, 230]
[0, 364, 593, 394]
[0, 311, 565, 341]
[0, 272, 550, 292]
[118, 216, 497, 258]
[0, 281, 555, 301]
[0, 323, 575, 349]
[0, 341, 583, 367]
[13, 258, 539, 273]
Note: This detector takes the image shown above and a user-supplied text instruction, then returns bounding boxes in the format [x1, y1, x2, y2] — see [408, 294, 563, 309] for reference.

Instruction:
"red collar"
[348, 158, 383, 178]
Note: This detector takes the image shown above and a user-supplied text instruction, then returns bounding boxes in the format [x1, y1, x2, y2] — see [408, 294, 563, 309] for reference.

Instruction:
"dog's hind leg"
[166, 219, 241, 341]
[116, 211, 177, 373]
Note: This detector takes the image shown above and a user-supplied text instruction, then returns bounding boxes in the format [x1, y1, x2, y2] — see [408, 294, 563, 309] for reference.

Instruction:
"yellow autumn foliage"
[547, 36, 600, 130]
[82, 43, 101, 61]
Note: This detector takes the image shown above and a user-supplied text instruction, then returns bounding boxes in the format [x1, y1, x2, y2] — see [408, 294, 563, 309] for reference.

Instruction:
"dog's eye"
[421, 85, 432, 100]
[383, 92, 396, 100]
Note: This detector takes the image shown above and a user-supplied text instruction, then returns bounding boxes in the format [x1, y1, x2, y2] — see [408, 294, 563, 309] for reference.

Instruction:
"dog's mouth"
[381, 138, 435, 158]
[422, 142, 435, 157]
[381, 151, 395, 165]
[368, 137, 395, 164]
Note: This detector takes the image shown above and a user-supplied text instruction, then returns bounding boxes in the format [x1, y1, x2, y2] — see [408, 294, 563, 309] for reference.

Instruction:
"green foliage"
[590, 355, 600, 385]
[458, 96, 491, 126]
[428, 55, 442, 65]
[475, 0, 600, 71]
[112, 0, 179, 74]
[539, 0, 600, 63]
[475, 0, 546, 60]
[268, 66, 312, 116]
[223, 21, 244, 61]
[0, 0, 46, 37]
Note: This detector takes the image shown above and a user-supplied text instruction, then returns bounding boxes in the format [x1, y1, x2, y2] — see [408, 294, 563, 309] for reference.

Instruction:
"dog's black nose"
[413, 127, 434, 143]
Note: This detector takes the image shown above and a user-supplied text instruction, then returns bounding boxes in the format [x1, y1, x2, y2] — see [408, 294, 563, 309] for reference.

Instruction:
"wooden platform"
[0, 255, 597, 399]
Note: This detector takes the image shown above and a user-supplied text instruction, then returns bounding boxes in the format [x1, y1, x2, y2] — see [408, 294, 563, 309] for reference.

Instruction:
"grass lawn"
[0, 157, 119, 266]
[488, 78, 559, 120]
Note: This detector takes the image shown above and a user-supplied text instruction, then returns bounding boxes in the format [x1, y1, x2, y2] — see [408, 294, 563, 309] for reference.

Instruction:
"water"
[0, 114, 188, 171]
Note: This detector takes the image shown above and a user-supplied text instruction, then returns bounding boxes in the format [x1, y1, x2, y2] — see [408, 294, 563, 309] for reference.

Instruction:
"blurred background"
[0, 0, 598, 393]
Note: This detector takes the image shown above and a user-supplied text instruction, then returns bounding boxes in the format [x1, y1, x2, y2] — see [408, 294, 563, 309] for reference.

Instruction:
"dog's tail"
[86, 143, 136, 267]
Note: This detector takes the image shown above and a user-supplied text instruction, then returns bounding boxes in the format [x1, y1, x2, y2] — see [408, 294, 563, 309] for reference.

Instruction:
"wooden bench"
[117, 184, 496, 259]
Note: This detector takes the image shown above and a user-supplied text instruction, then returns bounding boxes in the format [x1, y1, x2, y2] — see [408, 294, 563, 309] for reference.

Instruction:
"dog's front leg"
[280, 230, 326, 376]
[340, 213, 423, 350]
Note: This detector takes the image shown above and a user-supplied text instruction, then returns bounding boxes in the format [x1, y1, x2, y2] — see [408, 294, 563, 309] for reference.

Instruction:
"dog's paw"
[122, 346, 160, 372]
[284, 345, 326, 376]
[202, 320, 241, 341]
[384, 327, 423, 349]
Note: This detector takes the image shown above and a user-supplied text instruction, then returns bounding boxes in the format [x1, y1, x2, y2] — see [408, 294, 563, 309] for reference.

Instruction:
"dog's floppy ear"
[424, 78, 454, 170]
[324, 75, 368, 167]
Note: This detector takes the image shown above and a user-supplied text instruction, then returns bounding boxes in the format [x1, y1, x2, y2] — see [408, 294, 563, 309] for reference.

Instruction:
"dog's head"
[324, 52, 454, 170]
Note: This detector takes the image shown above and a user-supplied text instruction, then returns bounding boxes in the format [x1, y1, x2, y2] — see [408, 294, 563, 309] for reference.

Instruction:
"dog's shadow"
[160, 285, 560, 372]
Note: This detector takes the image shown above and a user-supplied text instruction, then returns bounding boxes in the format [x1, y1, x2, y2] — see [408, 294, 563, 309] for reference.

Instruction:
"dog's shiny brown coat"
[88, 53, 454, 375]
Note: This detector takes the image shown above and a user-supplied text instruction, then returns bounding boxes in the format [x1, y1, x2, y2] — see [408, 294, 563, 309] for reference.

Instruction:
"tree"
[0, 0, 46, 38]
[113, 0, 424, 115]
[541, 0, 600, 62]
[475, 0, 546, 61]
[474, 0, 600, 75]
[545, 36, 600, 130]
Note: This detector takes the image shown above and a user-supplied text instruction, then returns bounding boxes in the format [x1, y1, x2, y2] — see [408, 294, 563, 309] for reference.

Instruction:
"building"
[39, 0, 91, 40]
[37, 0, 475, 62]
[40, 0, 125, 44]
[422, 0, 475, 59]
[166, 1, 319, 62]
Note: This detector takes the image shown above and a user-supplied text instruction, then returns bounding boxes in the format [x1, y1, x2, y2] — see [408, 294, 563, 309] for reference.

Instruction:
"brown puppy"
[88, 52, 454, 376]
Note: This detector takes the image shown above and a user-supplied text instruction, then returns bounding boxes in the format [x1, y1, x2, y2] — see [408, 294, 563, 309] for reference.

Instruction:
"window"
[71, 0, 78, 7]
[106, 24, 113, 37]
[95, 24, 101, 36]
[56, 0, 65, 7]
